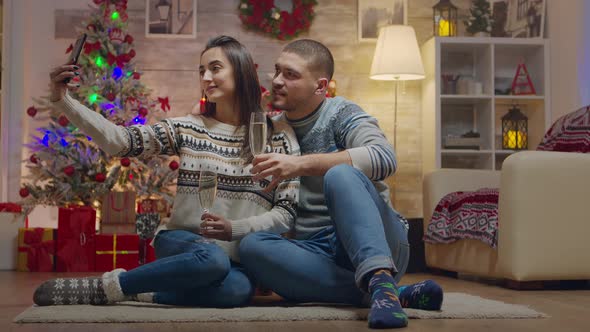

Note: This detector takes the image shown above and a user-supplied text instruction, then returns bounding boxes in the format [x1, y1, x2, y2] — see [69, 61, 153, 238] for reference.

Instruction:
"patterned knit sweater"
[279, 96, 401, 239]
[53, 94, 300, 261]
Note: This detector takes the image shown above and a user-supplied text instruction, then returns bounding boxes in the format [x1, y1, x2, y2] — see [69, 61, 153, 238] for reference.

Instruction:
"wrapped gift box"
[56, 206, 96, 272]
[17, 228, 56, 272]
[137, 199, 169, 219]
[95, 234, 140, 272]
[0, 203, 27, 270]
[136, 213, 160, 239]
[100, 223, 136, 234]
[139, 238, 156, 265]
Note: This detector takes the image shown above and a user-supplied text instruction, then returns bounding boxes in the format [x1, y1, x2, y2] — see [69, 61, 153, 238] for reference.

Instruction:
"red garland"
[238, 0, 317, 40]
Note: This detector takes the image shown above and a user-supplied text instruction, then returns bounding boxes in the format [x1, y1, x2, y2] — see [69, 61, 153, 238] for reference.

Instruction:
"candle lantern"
[502, 105, 528, 150]
[433, 0, 458, 37]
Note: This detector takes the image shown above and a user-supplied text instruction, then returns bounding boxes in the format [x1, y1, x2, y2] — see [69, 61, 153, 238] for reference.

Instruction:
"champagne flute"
[249, 112, 268, 189]
[198, 170, 218, 216]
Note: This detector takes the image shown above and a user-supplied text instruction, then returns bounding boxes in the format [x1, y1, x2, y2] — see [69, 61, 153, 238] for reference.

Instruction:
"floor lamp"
[370, 25, 425, 153]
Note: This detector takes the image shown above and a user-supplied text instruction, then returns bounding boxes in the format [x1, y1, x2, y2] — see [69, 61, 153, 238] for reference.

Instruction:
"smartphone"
[64, 33, 87, 83]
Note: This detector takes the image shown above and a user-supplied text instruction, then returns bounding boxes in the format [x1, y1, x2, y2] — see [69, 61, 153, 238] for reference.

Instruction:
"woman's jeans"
[118, 230, 254, 307]
[239, 164, 410, 306]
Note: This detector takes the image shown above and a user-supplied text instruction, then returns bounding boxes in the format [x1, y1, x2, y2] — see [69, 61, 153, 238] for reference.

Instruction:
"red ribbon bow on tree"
[83, 41, 102, 55]
[107, 52, 131, 67]
[19, 228, 55, 272]
[158, 97, 171, 112]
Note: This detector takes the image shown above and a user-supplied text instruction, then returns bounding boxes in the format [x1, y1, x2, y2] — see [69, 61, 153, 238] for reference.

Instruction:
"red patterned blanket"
[424, 188, 500, 248]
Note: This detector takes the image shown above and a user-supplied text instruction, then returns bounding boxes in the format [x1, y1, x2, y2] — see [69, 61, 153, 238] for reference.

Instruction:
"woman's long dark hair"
[200, 35, 268, 162]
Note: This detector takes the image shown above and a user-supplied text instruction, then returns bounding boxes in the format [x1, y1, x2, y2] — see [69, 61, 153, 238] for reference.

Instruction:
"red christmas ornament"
[87, 24, 96, 32]
[19, 187, 30, 198]
[26, 106, 37, 117]
[169, 160, 179, 170]
[132, 72, 141, 80]
[138, 107, 148, 117]
[120, 157, 131, 167]
[30, 154, 38, 164]
[58, 115, 69, 127]
[124, 34, 134, 44]
[128, 49, 136, 58]
[106, 92, 116, 101]
[95, 173, 106, 182]
[64, 165, 75, 176]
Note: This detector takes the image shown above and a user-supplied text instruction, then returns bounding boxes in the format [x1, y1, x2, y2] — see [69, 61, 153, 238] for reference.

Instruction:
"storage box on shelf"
[421, 37, 550, 173]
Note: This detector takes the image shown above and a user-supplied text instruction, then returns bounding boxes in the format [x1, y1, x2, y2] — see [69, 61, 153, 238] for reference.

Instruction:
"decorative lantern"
[156, 0, 171, 21]
[433, 0, 458, 37]
[502, 105, 528, 150]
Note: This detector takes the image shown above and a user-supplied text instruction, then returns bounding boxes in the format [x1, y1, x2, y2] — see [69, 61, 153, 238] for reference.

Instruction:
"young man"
[240, 40, 443, 329]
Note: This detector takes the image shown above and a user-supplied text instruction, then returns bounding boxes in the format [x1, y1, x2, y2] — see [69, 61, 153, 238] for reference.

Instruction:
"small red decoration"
[120, 157, 131, 167]
[238, 0, 317, 40]
[124, 34, 134, 44]
[138, 107, 148, 117]
[169, 160, 179, 171]
[84, 41, 102, 55]
[106, 92, 116, 102]
[58, 115, 70, 127]
[30, 154, 38, 164]
[109, 28, 124, 45]
[19, 188, 30, 198]
[158, 97, 171, 112]
[511, 62, 536, 95]
[26, 106, 37, 117]
[132, 72, 141, 80]
[87, 24, 96, 32]
[66, 44, 73, 54]
[64, 165, 75, 176]
[95, 173, 106, 182]
[128, 49, 136, 58]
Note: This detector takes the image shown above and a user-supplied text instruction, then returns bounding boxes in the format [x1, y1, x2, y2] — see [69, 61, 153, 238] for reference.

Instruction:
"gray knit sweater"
[279, 97, 398, 239]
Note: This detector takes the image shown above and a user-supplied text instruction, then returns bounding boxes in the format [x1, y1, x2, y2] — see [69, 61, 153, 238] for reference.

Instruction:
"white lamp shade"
[370, 25, 425, 81]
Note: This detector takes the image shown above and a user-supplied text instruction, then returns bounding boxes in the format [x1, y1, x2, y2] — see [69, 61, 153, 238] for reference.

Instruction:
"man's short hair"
[283, 39, 334, 80]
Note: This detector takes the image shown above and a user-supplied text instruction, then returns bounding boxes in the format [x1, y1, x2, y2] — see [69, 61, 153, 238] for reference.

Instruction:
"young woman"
[33, 36, 300, 308]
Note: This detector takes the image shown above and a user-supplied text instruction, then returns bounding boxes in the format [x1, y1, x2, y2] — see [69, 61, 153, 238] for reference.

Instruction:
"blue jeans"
[118, 230, 254, 307]
[239, 164, 410, 306]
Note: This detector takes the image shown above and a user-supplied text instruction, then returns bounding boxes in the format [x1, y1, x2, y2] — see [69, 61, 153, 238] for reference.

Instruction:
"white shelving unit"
[421, 37, 550, 174]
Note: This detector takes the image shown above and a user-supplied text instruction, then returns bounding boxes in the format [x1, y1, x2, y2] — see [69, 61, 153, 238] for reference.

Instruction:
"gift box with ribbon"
[0, 203, 27, 270]
[56, 206, 96, 272]
[139, 237, 156, 265]
[16, 228, 56, 272]
[95, 234, 140, 271]
[137, 198, 169, 219]
[101, 191, 136, 224]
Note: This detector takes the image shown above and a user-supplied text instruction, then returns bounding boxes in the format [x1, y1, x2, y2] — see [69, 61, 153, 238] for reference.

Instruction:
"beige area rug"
[14, 293, 546, 323]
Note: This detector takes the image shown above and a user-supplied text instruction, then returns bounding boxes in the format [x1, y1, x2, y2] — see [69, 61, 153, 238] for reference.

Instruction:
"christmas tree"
[464, 0, 494, 35]
[19, 0, 177, 213]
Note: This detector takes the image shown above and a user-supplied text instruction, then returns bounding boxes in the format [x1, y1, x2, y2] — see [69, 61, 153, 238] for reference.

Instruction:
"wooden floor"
[2, 271, 589, 331]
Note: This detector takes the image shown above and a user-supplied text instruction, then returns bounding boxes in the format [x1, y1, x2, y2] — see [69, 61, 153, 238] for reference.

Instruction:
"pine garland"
[465, 0, 494, 35]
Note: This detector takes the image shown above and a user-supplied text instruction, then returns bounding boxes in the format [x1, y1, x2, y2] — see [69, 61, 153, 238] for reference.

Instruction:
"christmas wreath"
[238, 0, 317, 40]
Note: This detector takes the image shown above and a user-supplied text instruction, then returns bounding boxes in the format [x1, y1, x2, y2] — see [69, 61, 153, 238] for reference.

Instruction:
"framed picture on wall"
[358, 0, 407, 42]
[490, 0, 545, 38]
[145, 0, 197, 39]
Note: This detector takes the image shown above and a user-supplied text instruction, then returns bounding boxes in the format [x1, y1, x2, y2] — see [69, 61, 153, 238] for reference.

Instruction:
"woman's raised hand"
[48, 64, 80, 102]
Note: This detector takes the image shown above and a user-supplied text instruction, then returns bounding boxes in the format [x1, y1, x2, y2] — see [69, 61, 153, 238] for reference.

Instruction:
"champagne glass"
[198, 170, 218, 215]
[249, 112, 268, 189]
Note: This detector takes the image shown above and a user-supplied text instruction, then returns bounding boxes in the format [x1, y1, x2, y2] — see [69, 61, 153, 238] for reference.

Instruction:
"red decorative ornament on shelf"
[30, 154, 38, 164]
[238, 0, 317, 40]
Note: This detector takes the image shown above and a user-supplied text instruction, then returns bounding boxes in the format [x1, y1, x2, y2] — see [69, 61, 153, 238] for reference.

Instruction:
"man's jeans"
[118, 229, 254, 307]
[239, 164, 410, 306]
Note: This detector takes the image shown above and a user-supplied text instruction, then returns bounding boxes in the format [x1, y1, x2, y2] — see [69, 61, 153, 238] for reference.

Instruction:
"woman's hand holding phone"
[49, 65, 80, 102]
